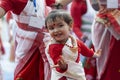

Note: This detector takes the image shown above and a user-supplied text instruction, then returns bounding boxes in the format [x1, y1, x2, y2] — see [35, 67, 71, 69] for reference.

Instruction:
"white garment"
[11, 0, 51, 80]
[12, 0, 46, 62]
[45, 37, 86, 80]
[91, 21, 110, 79]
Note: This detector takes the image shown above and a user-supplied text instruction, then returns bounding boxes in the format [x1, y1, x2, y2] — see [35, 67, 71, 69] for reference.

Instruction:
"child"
[45, 9, 101, 80]
[53, 0, 88, 41]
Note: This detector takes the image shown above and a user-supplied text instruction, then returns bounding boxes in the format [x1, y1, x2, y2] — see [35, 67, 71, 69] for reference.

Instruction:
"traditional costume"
[91, 0, 120, 80]
[0, 0, 55, 80]
[70, 0, 87, 39]
[45, 36, 94, 80]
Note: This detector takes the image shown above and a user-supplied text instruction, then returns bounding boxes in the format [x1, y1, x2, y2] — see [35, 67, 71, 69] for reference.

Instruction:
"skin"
[46, 13, 102, 70]
[47, 18, 72, 44]
[47, 18, 72, 69]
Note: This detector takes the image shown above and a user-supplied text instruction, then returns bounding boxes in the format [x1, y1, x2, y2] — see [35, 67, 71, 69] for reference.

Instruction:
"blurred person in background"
[0, 0, 55, 80]
[91, 0, 120, 80]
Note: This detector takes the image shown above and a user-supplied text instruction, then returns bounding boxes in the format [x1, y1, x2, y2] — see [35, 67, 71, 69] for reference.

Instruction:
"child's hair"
[45, 9, 73, 28]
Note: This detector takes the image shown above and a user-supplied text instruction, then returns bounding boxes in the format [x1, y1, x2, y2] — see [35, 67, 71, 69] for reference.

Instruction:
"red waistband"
[16, 22, 45, 33]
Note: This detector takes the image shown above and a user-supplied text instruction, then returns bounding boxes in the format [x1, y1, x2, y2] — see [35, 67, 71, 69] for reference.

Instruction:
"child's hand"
[93, 49, 102, 58]
[52, 56, 67, 70]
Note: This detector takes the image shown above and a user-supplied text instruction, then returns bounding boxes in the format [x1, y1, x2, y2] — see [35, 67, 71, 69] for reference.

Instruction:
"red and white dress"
[0, 0, 55, 80]
[45, 36, 94, 80]
[70, 0, 87, 39]
[91, 0, 120, 80]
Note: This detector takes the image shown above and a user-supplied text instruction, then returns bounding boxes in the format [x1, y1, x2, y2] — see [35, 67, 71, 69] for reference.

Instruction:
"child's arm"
[77, 39, 102, 58]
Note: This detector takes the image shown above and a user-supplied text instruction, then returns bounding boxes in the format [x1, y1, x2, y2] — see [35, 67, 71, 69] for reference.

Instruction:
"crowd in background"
[0, 0, 120, 80]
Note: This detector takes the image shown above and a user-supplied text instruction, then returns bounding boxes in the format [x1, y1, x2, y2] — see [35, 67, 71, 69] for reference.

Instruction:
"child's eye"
[48, 27, 54, 30]
[58, 24, 63, 27]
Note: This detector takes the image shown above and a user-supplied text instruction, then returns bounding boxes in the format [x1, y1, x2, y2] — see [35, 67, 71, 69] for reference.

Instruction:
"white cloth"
[91, 18, 111, 79]
[45, 37, 86, 80]
[12, 0, 51, 80]
[12, 0, 46, 62]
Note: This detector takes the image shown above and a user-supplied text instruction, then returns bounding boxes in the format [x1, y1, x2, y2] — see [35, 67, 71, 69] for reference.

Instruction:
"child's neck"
[56, 39, 68, 44]
[51, 38, 69, 44]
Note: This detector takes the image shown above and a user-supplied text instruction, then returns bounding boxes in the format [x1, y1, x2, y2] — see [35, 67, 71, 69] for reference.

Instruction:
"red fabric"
[46, 0, 55, 6]
[94, 8, 120, 80]
[100, 37, 120, 80]
[49, 44, 64, 65]
[84, 45, 97, 80]
[84, 58, 97, 80]
[77, 40, 94, 57]
[97, 9, 120, 34]
[107, 13, 120, 34]
[15, 48, 44, 80]
[59, 76, 67, 80]
[0, 0, 27, 15]
[49, 44, 67, 73]
[81, 41, 97, 80]
[17, 22, 45, 33]
[0, 0, 55, 14]
[6, 11, 12, 23]
[0, 0, 55, 80]
[14, 33, 45, 80]
[70, 0, 87, 39]
[48, 39, 94, 73]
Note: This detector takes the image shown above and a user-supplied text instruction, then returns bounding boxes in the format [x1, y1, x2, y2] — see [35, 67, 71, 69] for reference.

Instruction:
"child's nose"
[53, 28, 58, 32]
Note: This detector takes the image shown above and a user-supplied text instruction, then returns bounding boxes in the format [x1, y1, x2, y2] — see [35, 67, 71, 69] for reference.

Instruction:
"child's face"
[47, 19, 71, 44]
